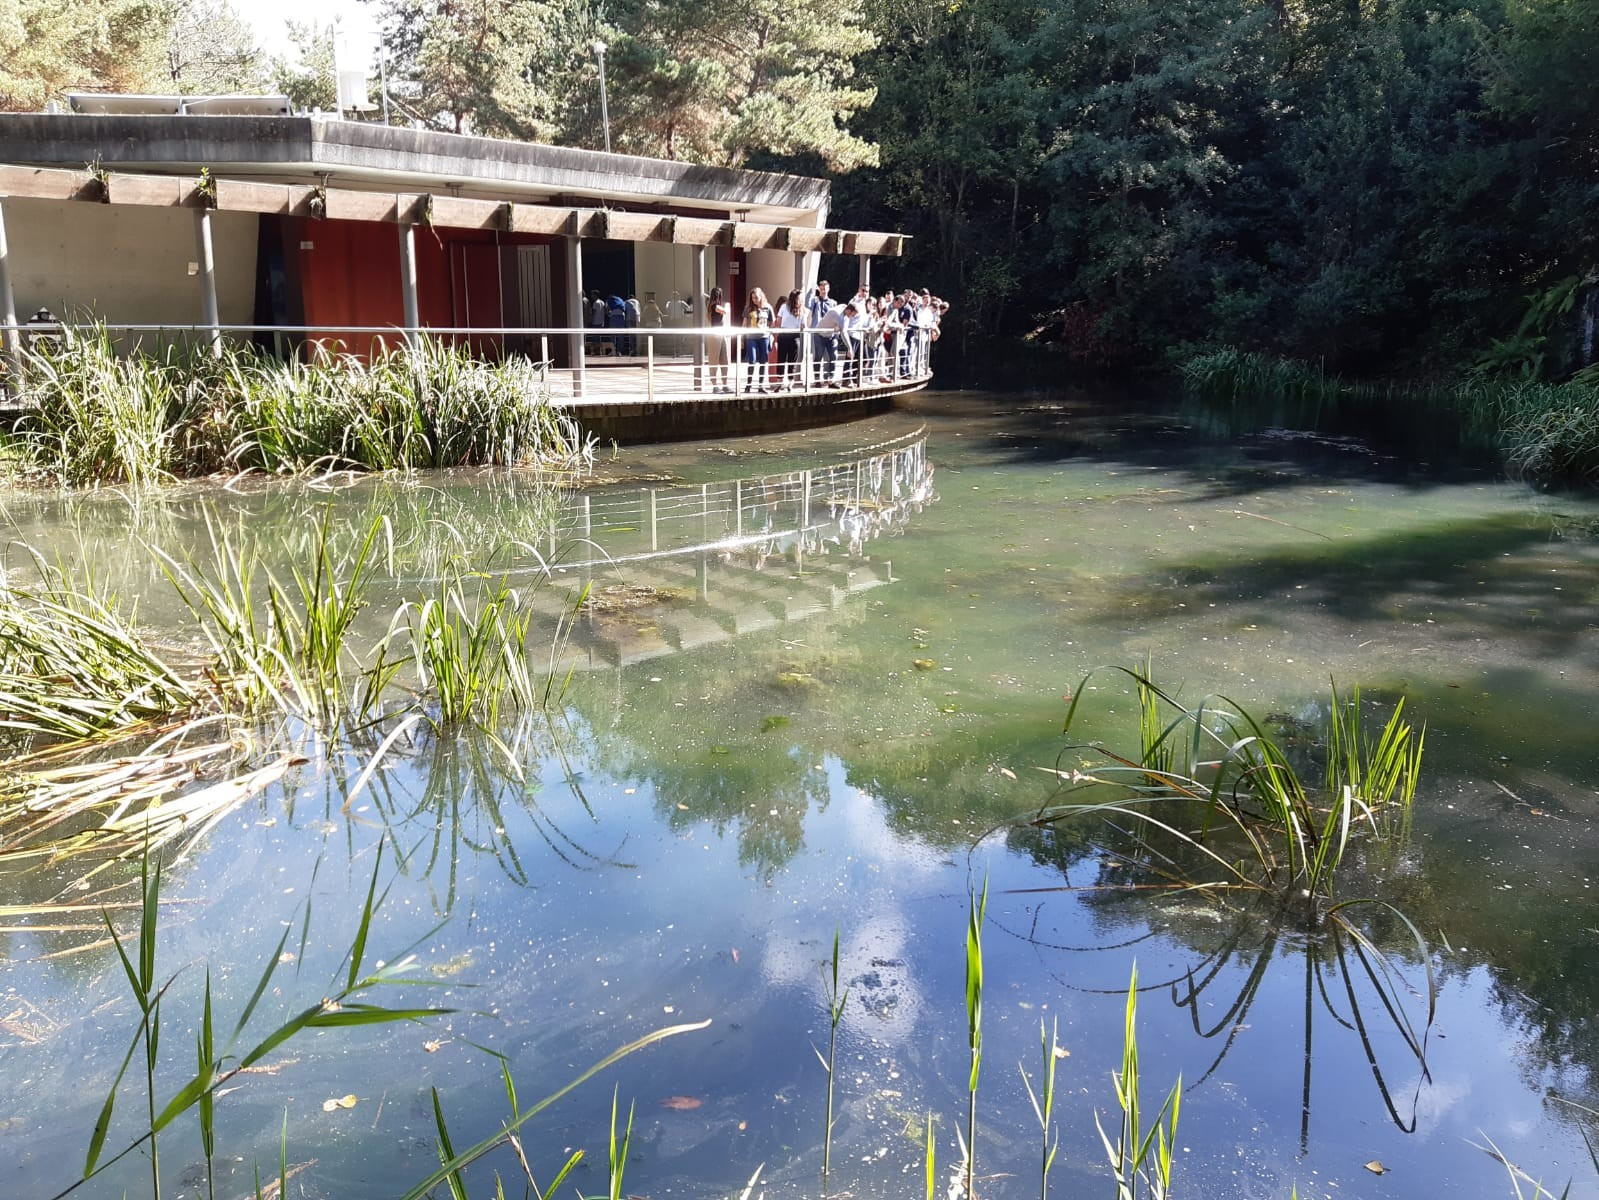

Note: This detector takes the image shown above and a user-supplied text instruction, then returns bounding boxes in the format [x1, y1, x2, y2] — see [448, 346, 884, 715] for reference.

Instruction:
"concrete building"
[0, 105, 906, 377]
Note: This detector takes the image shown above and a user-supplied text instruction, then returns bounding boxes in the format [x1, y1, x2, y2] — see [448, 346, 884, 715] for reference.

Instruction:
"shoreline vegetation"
[1182, 347, 1599, 488]
[0, 328, 594, 487]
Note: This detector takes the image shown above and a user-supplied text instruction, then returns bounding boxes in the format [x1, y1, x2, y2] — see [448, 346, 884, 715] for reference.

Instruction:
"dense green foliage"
[837, 0, 1599, 371]
[1185, 347, 1599, 485]
[4, 0, 1594, 372]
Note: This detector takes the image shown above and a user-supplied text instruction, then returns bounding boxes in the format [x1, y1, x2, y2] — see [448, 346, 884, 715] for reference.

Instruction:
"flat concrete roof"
[0, 115, 832, 225]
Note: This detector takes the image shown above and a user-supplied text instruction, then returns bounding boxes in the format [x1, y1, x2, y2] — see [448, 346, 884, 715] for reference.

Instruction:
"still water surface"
[3, 387, 1598, 1199]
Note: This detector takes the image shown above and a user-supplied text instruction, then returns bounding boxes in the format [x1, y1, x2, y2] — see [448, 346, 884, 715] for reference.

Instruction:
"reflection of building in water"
[526, 431, 935, 668]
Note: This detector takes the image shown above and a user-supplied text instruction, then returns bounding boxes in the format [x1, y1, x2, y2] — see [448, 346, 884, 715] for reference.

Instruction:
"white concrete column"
[193, 207, 222, 357]
[858, 254, 872, 297]
[692, 245, 707, 389]
[0, 197, 19, 376]
[397, 220, 420, 342]
[564, 235, 586, 397]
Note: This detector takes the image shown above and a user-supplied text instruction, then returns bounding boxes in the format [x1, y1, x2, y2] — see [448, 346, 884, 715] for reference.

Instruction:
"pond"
[4, 384, 1599, 1200]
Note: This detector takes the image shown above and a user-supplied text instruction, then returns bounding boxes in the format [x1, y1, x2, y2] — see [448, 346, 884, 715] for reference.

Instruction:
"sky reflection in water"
[3, 393, 1598, 1199]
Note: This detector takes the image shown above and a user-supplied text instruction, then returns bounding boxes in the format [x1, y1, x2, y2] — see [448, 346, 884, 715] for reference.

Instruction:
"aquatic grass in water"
[399, 569, 538, 727]
[4, 327, 594, 484]
[1047, 666, 1424, 909]
[1019, 1018, 1062, 1200]
[0, 548, 203, 741]
[156, 511, 396, 729]
[963, 876, 987, 1200]
[819, 927, 849, 1186]
[70, 842, 451, 1200]
[1097, 965, 1181, 1200]
[11, 328, 179, 487]
[1182, 346, 1599, 488]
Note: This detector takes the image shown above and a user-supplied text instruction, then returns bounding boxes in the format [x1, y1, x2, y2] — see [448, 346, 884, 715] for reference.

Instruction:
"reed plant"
[0, 548, 202, 741]
[155, 511, 396, 728]
[399, 569, 538, 727]
[1047, 666, 1425, 913]
[1098, 965, 1181, 1200]
[1019, 1017, 1061, 1200]
[964, 876, 987, 1200]
[11, 327, 179, 487]
[1182, 347, 1599, 488]
[72, 842, 451, 1200]
[4, 326, 593, 485]
[819, 927, 849, 1186]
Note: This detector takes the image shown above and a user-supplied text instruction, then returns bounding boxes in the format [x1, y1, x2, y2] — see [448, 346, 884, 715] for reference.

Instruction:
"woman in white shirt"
[774, 290, 810, 390]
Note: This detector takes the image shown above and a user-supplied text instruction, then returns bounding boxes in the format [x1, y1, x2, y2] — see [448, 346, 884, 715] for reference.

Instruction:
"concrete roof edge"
[0, 114, 831, 212]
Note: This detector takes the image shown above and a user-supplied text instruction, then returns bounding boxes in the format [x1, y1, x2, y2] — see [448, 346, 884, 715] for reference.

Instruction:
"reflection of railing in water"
[553, 430, 935, 573]
[532, 431, 936, 669]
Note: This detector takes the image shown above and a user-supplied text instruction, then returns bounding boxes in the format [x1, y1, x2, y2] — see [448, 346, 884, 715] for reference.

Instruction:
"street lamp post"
[592, 40, 611, 154]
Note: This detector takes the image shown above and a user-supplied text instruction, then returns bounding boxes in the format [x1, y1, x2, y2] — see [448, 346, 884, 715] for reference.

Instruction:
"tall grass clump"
[0, 547, 201, 740]
[1044, 666, 1425, 915]
[398, 569, 538, 727]
[155, 511, 397, 728]
[5, 326, 593, 485]
[12, 328, 180, 487]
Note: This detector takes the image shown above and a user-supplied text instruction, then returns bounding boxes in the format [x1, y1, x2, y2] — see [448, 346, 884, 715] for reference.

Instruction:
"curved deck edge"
[557, 377, 930, 444]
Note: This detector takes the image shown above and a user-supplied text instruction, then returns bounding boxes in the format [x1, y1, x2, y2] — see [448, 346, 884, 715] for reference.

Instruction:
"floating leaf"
[660, 1096, 703, 1111]
[423, 1041, 443, 1053]
[322, 1094, 359, 1112]
[1364, 1160, 1386, 1175]
[998, 767, 1017, 780]
[912, 659, 937, 671]
[760, 715, 790, 732]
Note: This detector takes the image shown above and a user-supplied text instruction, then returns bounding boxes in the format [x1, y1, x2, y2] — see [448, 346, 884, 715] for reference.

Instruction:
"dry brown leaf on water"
[731, 948, 740, 964]
[660, 1096, 703, 1110]
[423, 1040, 444, 1053]
[1364, 1160, 1387, 1175]
[1052, 1045, 1070, 1060]
[999, 767, 1017, 780]
[321, 1094, 359, 1112]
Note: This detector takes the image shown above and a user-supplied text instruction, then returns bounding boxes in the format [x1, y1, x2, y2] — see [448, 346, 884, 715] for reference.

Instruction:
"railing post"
[801, 320, 813, 394]
[646, 334, 655, 403]
[733, 332, 743, 399]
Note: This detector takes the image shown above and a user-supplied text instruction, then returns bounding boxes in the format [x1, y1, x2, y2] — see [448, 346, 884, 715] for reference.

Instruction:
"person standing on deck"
[775, 289, 809, 389]
[708, 286, 732, 392]
[807, 280, 838, 386]
[624, 293, 642, 356]
[742, 287, 775, 392]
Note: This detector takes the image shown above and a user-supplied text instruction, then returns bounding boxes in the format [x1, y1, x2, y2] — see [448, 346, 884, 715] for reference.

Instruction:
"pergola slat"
[0, 161, 908, 256]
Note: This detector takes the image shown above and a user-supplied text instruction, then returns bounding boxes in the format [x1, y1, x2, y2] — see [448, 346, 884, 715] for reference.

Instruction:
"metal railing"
[0, 321, 939, 405]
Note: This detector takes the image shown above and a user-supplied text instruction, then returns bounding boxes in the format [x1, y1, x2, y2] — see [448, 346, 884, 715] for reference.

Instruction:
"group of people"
[586, 290, 696, 356]
[704, 280, 947, 393]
